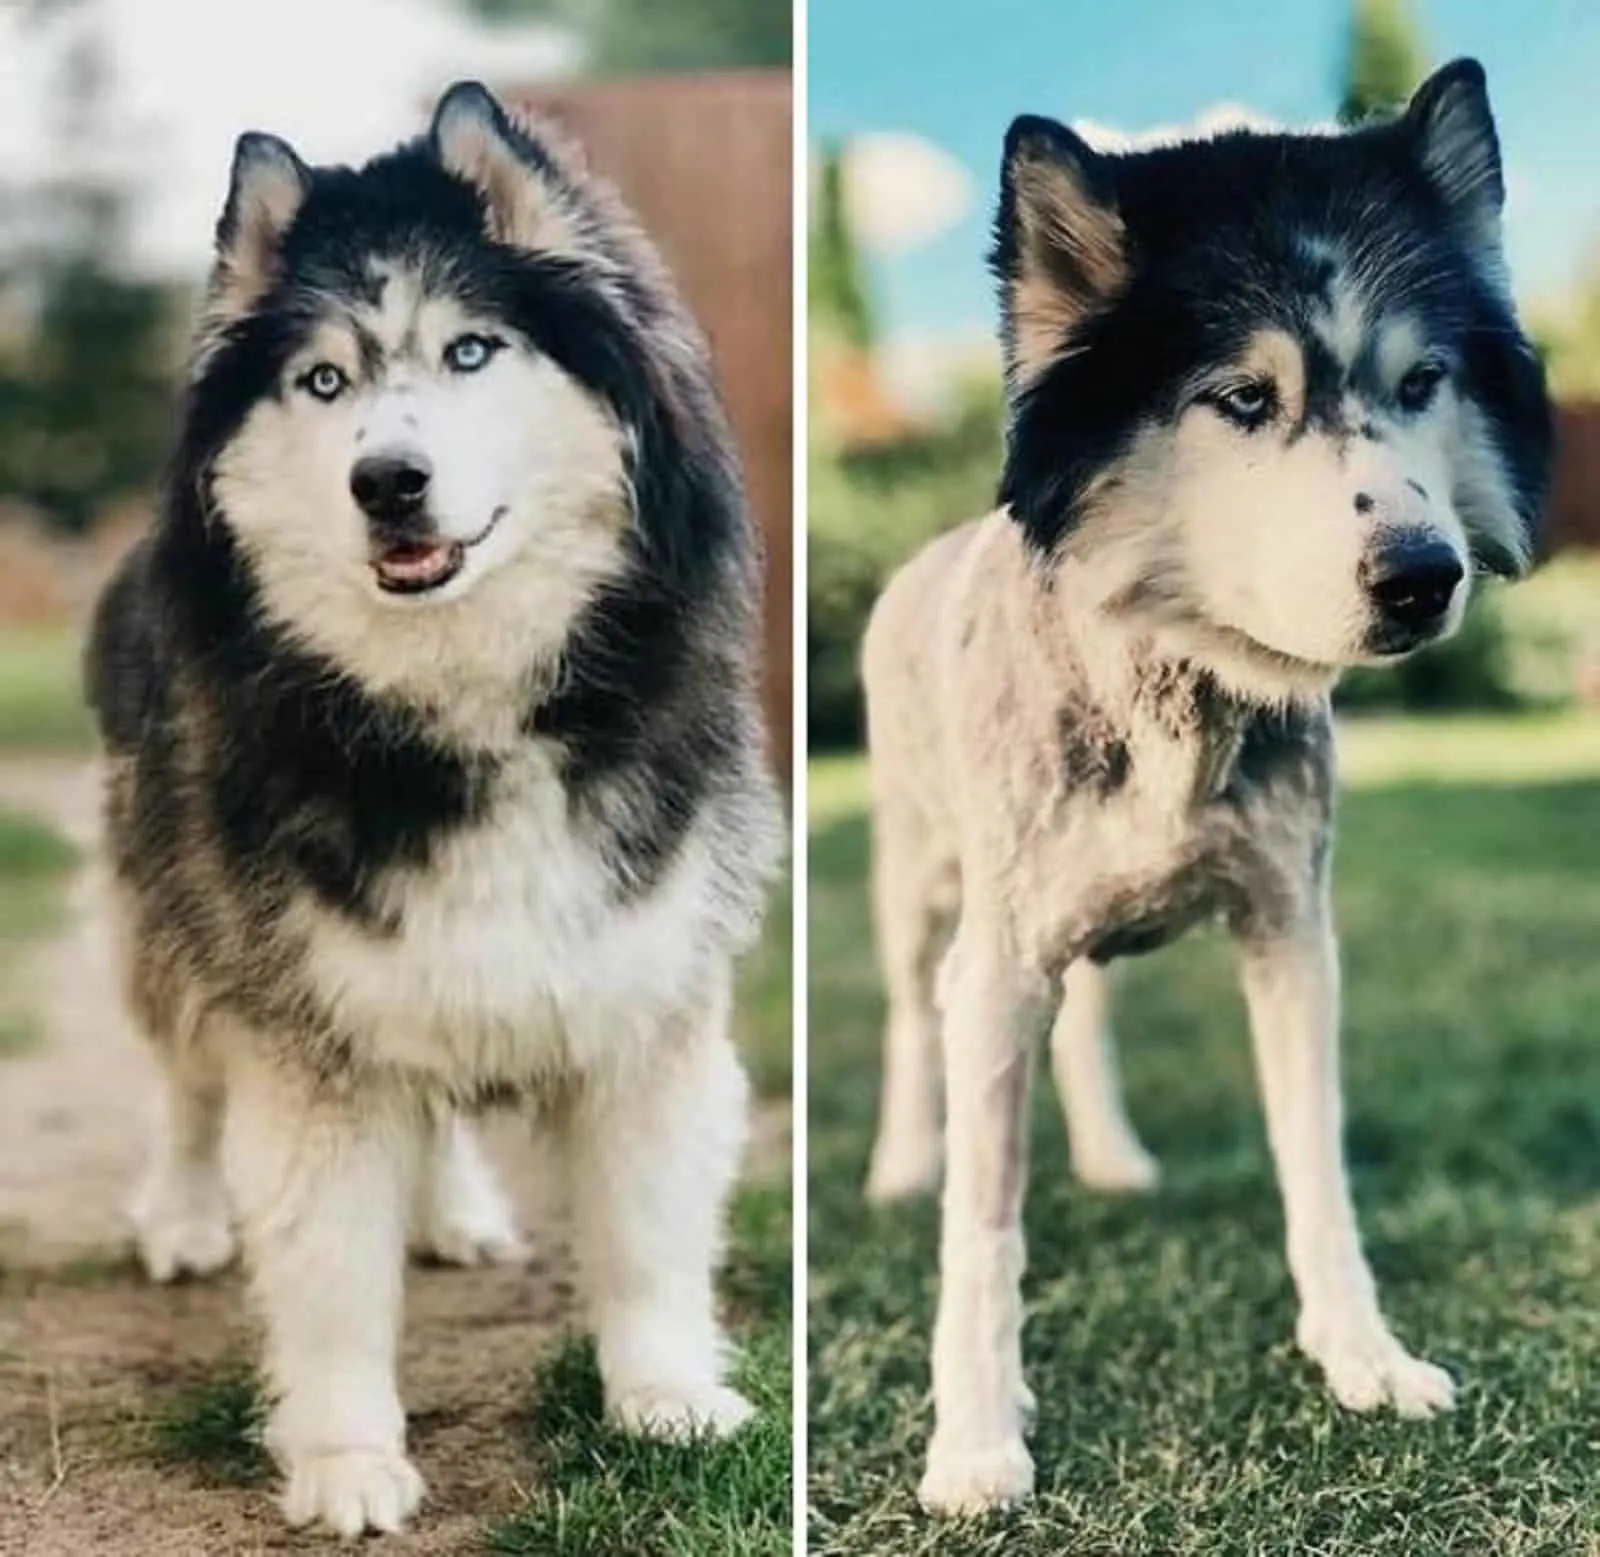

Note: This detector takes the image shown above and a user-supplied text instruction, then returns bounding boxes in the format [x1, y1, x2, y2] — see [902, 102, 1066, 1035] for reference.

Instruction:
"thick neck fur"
[1014, 540, 1328, 814]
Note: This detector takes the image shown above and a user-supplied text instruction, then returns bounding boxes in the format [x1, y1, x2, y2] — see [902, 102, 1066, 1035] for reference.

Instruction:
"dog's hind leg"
[864, 811, 952, 1202]
[918, 916, 1043, 1516]
[1050, 961, 1159, 1192]
[129, 1042, 236, 1282]
[1237, 909, 1455, 1419]
[223, 1050, 425, 1536]
[566, 970, 753, 1439]
[410, 1112, 528, 1268]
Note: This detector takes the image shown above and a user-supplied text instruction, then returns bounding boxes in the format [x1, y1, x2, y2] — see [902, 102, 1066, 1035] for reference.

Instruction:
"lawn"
[0, 806, 76, 1055]
[0, 622, 94, 752]
[807, 714, 1600, 1557]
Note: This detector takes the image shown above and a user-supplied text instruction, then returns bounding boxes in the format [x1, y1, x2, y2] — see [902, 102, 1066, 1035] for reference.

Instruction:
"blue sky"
[811, 0, 1600, 343]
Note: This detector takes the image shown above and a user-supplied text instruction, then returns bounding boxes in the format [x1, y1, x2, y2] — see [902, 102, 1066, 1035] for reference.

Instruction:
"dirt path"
[0, 759, 789, 1555]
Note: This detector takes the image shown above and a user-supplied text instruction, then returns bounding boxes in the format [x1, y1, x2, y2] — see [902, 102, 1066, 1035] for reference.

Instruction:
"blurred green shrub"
[808, 379, 1002, 747]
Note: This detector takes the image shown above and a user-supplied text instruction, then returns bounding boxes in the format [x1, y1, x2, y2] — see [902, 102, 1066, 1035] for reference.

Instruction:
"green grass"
[0, 806, 77, 1056]
[0, 624, 93, 752]
[807, 713, 1600, 1556]
[149, 1364, 271, 1487]
[741, 861, 795, 1098]
[139, 1180, 794, 1552]
[487, 1180, 794, 1556]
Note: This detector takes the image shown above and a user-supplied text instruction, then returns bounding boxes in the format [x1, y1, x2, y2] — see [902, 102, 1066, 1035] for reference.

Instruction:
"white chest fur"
[298, 751, 718, 1090]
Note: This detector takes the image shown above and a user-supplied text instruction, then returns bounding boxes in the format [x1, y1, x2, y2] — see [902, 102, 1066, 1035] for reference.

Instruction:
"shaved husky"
[87, 84, 781, 1536]
[861, 61, 1550, 1513]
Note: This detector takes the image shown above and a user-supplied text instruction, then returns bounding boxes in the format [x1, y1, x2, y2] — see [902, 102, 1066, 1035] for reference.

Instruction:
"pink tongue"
[378, 543, 453, 582]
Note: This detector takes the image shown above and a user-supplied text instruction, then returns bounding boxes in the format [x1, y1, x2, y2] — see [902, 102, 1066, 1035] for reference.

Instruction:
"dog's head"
[992, 60, 1551, 696]
[177, 83, 739, 704]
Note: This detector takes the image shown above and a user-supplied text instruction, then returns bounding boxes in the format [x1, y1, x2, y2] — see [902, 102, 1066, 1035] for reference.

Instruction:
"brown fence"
[1547, 402, 1600, 555]
[509, 70, 794, 780]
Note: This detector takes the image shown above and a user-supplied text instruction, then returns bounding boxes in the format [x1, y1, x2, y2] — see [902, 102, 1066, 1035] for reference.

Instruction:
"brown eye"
[1397, 361, 1447, 412]
[1209, 379, 1276, 430]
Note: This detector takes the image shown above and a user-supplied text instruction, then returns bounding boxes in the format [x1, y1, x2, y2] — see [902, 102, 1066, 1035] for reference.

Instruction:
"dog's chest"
[1015, 720, 1312, 970]
[300, 757, 713, 1086]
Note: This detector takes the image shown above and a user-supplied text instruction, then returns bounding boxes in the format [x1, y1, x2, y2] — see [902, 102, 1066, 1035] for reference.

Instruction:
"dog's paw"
[918, 1434, 1034, 1515]
[412, 1176, 527, 1270]
[609, 1381, 756, 1439]
[413, 1210, 528, 1270]
[864, 1136, 941, 1203]
[1298, 1311, 1455, 1418]
[129, 1173, 236, 1284]
[281, 1447, 425, 1536]
[1070, 1136, 1161, 1194]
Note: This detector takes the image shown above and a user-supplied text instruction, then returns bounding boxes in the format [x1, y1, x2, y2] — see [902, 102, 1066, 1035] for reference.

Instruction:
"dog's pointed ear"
[1402, 59, 1503, 247]
[993, 115, 1126, 389]
[211, 132, 310, 320]
[431, 80, 579, 252]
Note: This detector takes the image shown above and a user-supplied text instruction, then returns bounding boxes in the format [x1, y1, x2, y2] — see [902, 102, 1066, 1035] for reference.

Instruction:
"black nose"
[1359, 535, 1464, 628]
[350, 453, 432, 522]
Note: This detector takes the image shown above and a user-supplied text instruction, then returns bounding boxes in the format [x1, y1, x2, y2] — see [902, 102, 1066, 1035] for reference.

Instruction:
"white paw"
[1071, 1136, 1161, 1194]
[919, 1434, 1034, 1515]
[864, 1136, 941, 1203]
[281, 1447, 425, 1536]
[129, 1172, 236, 1283]
[1016, 1379, 1037, 1424]
[413, 1212, 528, 1270]
[412, 1123, 528, 1268]
[609, 1381, 756, 1439]
[1298, 1310, 1455, 1418]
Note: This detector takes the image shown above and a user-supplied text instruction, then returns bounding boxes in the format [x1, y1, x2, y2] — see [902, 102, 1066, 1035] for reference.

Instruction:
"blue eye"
[298, 362, 348, 402]
[1209, 380, 1276, 429]
[444, 333, 502, 373]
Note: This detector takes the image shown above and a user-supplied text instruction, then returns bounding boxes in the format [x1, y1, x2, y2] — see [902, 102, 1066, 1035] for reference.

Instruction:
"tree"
[808, 145, 873, 353]
[464, 0, 790, 72]
[0, 9, 180, 531]
[1339, 0, 1429, 124]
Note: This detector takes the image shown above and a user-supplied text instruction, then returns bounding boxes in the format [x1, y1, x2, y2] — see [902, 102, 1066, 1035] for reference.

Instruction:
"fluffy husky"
[861, 60, 1549, 1513]
[86, 83, 781, 1535]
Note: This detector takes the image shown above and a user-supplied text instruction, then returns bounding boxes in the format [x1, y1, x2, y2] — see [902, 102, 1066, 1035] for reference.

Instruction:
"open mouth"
[370, 508, 505, 597]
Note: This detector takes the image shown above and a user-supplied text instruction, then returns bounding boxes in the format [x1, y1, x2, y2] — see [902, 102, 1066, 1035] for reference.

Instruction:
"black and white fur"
[87, 83, 781, 1536]
[860, 61, 1550, 1514]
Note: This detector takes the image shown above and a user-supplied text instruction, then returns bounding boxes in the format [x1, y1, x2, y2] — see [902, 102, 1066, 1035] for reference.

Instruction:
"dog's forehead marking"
[361, 263, 425, 357]
[1311, 271, 1367, 373]
[1373, 314, 1427, 386]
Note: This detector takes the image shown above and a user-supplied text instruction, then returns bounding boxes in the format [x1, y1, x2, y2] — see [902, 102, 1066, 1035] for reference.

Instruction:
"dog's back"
[861, 515, 986, 833]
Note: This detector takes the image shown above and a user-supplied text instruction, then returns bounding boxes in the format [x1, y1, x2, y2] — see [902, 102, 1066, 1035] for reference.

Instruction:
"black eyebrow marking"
[353, 322, 385, 378]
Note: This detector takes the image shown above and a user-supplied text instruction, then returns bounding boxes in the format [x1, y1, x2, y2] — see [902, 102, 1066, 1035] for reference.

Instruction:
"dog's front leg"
[566, 971, 754, 1437]
[919, 918, 1041, 1515]
[223, 1053, 424, 1535]
[1237, 902, 1454, 1417]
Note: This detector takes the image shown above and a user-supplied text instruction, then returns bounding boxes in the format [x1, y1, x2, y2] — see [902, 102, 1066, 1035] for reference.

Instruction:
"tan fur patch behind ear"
[433, 86, 582, 255]
[1008, 154, 1127, 385]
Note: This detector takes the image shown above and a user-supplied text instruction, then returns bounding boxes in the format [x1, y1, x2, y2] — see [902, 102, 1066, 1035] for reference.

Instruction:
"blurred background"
[806, 7, 1600, 1552]
[809, 0, 1600, 746]
[0, 0, 792, 767]
[0, 5, 794, 1550]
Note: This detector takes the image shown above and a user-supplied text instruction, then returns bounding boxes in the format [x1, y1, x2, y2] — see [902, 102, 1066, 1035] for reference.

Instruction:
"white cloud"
[1071, 101, 1311, 152]
[824, 132, 974, 256]
[0, 0, 579, 280]
[878, 328, 999, 421]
